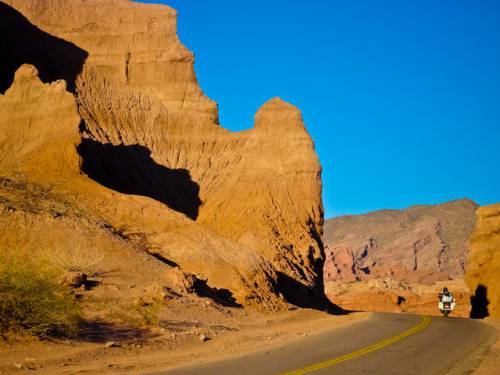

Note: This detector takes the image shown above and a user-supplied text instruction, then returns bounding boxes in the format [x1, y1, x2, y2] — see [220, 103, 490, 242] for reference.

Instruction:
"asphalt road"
[152, 312, 495, 375]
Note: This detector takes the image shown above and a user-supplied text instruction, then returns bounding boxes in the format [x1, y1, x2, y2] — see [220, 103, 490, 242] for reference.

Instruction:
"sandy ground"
[0, 305, 368, 374]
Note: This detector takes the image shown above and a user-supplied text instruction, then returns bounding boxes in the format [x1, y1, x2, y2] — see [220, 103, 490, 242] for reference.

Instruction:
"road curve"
[149, 312, 495, 375]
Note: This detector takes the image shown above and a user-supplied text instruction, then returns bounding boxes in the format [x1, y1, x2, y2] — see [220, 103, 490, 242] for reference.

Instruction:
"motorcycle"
[438, 294, 456, 317]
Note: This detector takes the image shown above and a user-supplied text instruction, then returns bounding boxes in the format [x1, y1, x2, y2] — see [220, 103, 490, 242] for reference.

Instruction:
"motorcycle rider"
[438, 287, 454, 302]
[438, 287, 456, 317]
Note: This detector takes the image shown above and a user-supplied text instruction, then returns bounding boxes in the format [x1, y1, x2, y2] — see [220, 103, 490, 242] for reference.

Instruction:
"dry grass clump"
[110, 300, 161, 328]
[134, 302, 161, 326]
[0, 249, 81, 338]
[53, 245, 105, 276]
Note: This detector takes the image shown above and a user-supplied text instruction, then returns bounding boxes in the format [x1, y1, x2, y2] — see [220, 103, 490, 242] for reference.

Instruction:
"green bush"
[0, 252, 81, 338]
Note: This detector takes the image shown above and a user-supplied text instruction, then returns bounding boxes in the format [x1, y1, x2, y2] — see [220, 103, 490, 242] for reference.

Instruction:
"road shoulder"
[444, 318, 498, 375]
[137, 310, 370, 374]
[470, 318, 500, 375]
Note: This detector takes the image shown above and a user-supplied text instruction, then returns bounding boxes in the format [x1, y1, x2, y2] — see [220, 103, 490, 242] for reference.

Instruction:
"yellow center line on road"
[281, 315, 432, 375]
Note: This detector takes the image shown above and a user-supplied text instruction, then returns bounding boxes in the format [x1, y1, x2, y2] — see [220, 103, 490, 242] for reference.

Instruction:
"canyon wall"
[0, 63, 283, 307]
[0, 0, 323, 308]
[466, 204, 500, 318]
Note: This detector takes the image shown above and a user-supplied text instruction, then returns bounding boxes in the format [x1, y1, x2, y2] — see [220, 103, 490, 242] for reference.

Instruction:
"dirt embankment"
[0, 308, 367, 374]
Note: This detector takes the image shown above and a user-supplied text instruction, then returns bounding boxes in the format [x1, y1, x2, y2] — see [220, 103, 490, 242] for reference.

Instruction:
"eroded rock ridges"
[466, 204, 500, 318]
[0, 0, 323, 307]
[0, 63, 282, 307]
[324, 199, 478, 284]
[323, 200, 478, 315]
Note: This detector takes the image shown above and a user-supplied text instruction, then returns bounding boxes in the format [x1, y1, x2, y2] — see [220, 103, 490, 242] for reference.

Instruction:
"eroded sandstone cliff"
[466, 204, 500, 318]
[0, 0, 324, 309]
[0, 63, 283, 307]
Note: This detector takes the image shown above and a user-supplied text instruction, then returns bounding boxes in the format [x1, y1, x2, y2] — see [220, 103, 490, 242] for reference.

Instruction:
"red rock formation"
[324, 200, 478, 284]
[323, 200, 478, 314]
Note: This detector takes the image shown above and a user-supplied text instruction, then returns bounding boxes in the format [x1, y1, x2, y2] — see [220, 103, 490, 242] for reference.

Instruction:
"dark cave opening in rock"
[78, 139, 202, 220]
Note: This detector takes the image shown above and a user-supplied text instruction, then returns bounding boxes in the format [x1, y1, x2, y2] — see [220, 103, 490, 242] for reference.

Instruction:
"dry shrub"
[110, 301, 161, 327]
[0, 249, 81, 338]
[134, 302, 160, 326]
[53, 245, 105, 276]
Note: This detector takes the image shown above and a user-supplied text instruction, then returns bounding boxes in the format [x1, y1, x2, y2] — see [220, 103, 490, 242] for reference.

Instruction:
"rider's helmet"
[443, 287, 449, 294]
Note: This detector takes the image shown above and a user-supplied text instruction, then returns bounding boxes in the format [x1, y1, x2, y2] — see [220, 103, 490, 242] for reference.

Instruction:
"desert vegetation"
[53, 245, 105, 277]
[0, 249, 81, 338]
[110, 300, 162, 328]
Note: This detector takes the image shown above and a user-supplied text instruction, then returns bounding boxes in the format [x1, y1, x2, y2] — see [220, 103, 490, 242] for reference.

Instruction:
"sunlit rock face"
[466, 204, 500, 318]
[0, 0, 324, 308]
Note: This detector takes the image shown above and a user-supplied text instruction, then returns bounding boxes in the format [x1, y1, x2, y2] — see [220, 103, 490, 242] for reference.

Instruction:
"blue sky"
[137, 0, 500, 218]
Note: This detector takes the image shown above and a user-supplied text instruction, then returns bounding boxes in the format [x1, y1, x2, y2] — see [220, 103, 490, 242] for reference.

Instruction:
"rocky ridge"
[323, 199, 478, 315]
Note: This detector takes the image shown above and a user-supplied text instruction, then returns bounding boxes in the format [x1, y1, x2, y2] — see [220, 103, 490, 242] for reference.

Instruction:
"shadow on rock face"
[78, 139, 202, 220]
[0, 2, 88, 93]
[276, 272, 351, 315]
[470, 284, 489, 319]
[275, 222, 350, 313]
[193, 279, 242, 308]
